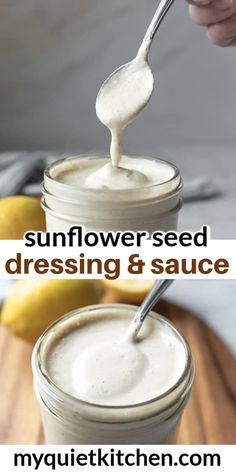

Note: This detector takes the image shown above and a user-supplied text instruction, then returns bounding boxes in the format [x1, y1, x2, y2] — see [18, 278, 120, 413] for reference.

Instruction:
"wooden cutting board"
[0, 294, 235, 444]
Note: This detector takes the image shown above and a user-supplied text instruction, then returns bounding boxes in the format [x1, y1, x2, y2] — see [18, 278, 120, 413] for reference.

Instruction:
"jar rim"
[44, 154, 181, 197]
[32, 304, 194, 417]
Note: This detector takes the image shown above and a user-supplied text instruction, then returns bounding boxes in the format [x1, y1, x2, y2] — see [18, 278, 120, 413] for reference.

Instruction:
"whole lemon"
[102, 279, 154, 304]
[1, 279, 103, 343]
[0, 196, 46, 239]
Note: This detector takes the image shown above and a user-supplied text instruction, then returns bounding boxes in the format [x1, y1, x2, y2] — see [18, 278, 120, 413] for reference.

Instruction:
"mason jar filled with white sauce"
[42, 154, 183, 233]
[32, 304, 194, 445]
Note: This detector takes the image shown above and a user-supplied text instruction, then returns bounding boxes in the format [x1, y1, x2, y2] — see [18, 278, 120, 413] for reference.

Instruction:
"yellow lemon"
[102, 279, 154, 304]
[0, 196, 46, 239]
[1, 279, 103, 343]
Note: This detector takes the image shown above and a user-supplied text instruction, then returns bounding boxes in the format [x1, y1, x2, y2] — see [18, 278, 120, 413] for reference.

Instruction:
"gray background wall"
[0, 0, 235, 153]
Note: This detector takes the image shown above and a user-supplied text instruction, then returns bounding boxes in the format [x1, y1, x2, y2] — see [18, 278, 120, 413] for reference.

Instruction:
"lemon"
[102, 279, 154, 304]
[0, 196, 46, 239]
[1, 279, 103, 343]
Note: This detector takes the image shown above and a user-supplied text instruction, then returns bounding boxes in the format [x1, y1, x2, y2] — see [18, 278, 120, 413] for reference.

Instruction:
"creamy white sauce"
[46, 311, 186, 406]
[85, 163, 149, 190]
[96, 57, 153, 168]
[94, 52, 154, 188]
[51, 54, 155, 189]
[52, 155, 175, 191]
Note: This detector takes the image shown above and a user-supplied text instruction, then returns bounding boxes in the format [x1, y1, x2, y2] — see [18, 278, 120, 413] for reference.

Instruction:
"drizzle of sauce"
[84, 162, 149, 189]
[94, 54, 153, 187]
[96, 58, 153, 167]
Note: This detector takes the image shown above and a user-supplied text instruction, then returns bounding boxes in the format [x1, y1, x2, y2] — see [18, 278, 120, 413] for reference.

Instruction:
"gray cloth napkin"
[0, 152, 66, 197]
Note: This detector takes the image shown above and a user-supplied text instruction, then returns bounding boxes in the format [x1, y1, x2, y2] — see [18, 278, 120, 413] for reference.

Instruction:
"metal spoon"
[127, 279, 174, 341]
[96, 0, 176, 119]
[137, 0, 176, 60]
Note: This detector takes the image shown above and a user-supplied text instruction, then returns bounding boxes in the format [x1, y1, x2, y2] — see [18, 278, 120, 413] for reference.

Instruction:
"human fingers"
[189, 0, 236, 26]
[207, 12, 236, 45]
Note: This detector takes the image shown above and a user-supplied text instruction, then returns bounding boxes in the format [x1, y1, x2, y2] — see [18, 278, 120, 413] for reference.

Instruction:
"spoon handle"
[126, 279, 174, 341]
[137, 0, 176, 58]
[134, 279, 174, 323]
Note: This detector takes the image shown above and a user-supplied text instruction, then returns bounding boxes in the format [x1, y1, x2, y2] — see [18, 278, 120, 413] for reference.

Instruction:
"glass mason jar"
[42, 155, 183, 232]
[32, 304, 194, 445]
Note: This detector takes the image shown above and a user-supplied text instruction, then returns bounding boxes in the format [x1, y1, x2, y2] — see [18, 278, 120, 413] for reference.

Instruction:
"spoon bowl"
[96, 0, 176, 130]
[96, 59, 154, 130]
